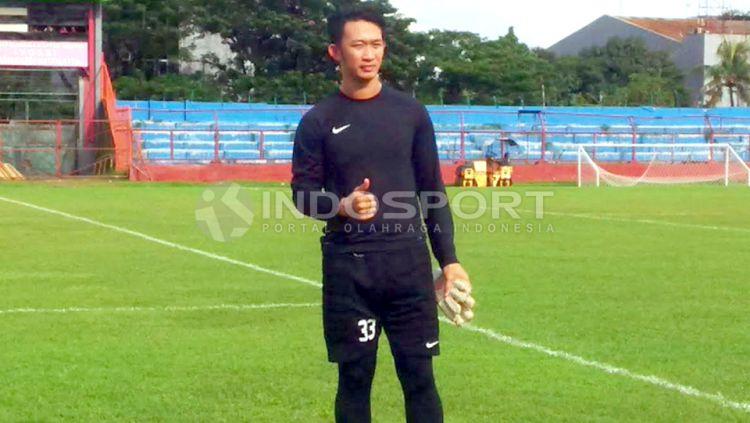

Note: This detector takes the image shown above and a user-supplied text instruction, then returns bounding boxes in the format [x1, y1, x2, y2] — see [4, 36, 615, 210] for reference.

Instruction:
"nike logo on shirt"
[426, 341, 439, 349]
[332, 124, 351, 135]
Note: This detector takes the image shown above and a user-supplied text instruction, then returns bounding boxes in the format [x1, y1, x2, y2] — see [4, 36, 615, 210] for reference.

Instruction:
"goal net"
[577, 143, 750, 187]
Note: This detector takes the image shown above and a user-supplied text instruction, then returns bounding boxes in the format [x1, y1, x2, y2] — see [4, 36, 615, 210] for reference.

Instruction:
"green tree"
[580, 38, 684, 100]
[413, 28, 550, 105]
[113, 72, 224, 101]
[704, 39, 750, 107]
[542, 37, 688, 106]
[187, 0, 419, 103]
[103, 0, 189, 78]
[602, 73, 681, 106]
[100, 1, 690, 106]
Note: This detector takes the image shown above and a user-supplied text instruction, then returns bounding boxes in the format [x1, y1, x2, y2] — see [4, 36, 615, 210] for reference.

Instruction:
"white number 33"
[357, 319, 376, 342]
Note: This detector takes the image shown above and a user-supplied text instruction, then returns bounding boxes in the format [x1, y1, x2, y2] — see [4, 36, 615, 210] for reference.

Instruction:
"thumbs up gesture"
[338, 178, 378, 221]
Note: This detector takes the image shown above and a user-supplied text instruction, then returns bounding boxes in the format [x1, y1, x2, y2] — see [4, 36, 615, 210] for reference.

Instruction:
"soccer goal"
[577, 143, 750, 187]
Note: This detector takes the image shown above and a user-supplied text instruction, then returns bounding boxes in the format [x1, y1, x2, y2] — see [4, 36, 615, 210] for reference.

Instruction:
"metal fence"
[0, 119, 118, 178]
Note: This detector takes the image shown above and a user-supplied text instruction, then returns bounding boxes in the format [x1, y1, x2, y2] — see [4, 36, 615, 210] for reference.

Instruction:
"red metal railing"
[101, 62, 135, 172]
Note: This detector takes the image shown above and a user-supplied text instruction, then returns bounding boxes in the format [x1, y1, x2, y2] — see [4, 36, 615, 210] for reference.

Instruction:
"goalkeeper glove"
[433, 269, 475, 327]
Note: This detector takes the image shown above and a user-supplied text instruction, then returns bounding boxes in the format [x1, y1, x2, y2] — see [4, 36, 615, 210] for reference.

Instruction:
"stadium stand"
[120, 100, 750, 165]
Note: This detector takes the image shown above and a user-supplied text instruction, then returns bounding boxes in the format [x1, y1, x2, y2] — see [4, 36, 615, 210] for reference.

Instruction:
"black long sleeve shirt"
[291, 85, 458, 268]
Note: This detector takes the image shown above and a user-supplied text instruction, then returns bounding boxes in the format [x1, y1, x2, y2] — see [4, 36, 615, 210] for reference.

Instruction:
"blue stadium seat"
[143, 149, 172, 160]
[265, 150, 293, 160]
[223, 150, 261, 160]
[222, 141, 259, 150]
[130, 103, 750, 165]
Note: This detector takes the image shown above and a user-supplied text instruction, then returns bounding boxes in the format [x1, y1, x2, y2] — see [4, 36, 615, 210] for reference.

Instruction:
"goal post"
[577, 143, 750, 187]
[726, 144, 750, 186]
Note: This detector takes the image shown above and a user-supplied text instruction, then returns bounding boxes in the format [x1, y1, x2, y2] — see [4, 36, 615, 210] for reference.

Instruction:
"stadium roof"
[615, 17, 750, 42]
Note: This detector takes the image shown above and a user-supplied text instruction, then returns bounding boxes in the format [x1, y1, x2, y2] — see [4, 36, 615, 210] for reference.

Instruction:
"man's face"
[329, 20, 385, 82]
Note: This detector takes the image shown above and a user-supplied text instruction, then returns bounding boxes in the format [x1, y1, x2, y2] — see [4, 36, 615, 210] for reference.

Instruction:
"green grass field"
[0, 181, 748, 421]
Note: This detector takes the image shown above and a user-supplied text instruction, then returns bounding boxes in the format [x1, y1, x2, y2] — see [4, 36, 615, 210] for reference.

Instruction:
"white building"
[179, 32, 237, 76]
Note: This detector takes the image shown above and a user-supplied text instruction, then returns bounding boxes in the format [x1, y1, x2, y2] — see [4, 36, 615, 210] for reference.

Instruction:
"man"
[291, 7, 471, 423]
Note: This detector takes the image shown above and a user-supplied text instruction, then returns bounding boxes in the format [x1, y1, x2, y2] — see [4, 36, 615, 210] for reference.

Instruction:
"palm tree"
[704, 39, 750, 107]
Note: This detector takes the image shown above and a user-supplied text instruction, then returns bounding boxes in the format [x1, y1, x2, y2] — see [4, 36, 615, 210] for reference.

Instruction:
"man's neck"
[340, 77, 382, 100]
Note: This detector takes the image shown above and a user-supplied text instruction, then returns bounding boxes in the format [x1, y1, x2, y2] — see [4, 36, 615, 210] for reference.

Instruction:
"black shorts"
[321, 238, 440, 363]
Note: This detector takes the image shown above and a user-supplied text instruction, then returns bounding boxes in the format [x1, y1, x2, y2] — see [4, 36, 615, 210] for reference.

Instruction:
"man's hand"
[434, 263, 475, 327]
[338, 178, 378, 221]
[442, 263, 471, 299]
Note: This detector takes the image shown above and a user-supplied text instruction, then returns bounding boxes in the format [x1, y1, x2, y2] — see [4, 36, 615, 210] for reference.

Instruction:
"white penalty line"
[0, 303, 318, 315]
[1, 195, 748, 414]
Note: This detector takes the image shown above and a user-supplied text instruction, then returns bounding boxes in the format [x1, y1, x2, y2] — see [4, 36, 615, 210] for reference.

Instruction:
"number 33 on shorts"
[357, 319, 376, 342]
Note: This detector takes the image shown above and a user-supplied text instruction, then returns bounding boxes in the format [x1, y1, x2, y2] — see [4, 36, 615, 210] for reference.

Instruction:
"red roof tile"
[617, 17, 750, 41]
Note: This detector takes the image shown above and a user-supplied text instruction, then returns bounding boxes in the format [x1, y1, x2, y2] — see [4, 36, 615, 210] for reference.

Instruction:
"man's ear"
[327, 43, 341, 63]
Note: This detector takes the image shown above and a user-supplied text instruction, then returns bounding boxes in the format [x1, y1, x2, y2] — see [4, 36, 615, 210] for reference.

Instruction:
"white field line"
[1, 194, 748, 414]
[0, 195, 321, 289]
[470, 202, 750, 235]
[452, 319, 750, 413]
[519, 208, 750, 235]
[0, 303, 318, 315]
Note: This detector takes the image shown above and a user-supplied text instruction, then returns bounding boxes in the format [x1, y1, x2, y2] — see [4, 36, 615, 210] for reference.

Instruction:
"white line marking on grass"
[470, 203, 750, 235]
[518, 209, 750, 235]
[0, 195, 322, 289]
[441, 317, 750, 414]
[2, 194, 748, 414]
[0, 303, 317, 315]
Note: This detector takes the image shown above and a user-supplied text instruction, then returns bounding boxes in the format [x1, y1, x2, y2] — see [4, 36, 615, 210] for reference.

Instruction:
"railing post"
[136, 129, 143, 163]
[213, 112, 220, 163]
[540, 112, 547, 162]
[459, 112, 465, 162]
[500, 132, 506, 158]
[628, 116, 637, 163]
[705, 114, 715, 161]
[130, 129, 135, 165]
[592, 133, 597, 161]
[55, 120, 62, 177]
[169, 130, 174, 161]
[259, 131, 265, 161]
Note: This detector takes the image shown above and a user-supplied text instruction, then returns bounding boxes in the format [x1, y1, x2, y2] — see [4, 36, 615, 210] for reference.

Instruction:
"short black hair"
[327, 6, 386, 45]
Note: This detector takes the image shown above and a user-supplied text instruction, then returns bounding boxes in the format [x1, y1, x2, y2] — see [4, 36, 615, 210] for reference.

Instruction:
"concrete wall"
[671, 34, 705, 106]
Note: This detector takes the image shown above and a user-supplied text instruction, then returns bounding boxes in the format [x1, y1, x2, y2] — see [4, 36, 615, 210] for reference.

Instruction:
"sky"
[388, 0, 750, 48]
